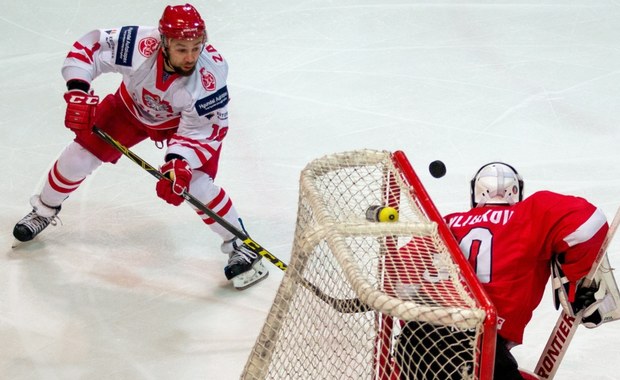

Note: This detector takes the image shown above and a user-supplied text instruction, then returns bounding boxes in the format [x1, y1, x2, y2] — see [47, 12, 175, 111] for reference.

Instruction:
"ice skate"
[222, 238, 269, 290]
[12, 195, 61, 246]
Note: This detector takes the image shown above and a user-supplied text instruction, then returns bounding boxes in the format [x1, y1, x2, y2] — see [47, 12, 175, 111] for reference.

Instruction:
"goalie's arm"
[535, 206, 620, 379]
[550, 206, 609, 318]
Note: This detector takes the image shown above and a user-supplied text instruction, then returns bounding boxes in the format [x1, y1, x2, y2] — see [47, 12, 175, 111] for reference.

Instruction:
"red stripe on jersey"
[169, 135, 217, 165]
[155, 52, 179, 91]
[118, 82, 141, 118]
[66, 52, 92, 65]
[67, 42, 101, 64]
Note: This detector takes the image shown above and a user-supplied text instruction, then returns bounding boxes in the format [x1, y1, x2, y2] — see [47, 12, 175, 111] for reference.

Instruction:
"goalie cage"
[241, 150, 497, 380]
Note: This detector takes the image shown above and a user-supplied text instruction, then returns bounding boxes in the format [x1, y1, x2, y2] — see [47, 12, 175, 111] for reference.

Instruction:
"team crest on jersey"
[142, 88, 173, 114]
[200, 68, 216, 91]
[138, 37, 159, 57]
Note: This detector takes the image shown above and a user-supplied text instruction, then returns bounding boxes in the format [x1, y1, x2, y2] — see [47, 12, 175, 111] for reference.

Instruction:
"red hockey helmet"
[158, 4, 207, 41]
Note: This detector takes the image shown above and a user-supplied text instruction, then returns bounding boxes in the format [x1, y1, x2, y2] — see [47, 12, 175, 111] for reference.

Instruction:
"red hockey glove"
[156, 159, 192, 206]
[63, 89, 99, 131]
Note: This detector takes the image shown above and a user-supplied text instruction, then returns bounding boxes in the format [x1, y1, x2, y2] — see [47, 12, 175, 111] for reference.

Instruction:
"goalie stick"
[533, 206, 620, 379]
[92, 126, 367, 311]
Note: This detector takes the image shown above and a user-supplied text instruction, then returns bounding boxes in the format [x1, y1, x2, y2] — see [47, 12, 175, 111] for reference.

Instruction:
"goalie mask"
[470, 162, 523, 208]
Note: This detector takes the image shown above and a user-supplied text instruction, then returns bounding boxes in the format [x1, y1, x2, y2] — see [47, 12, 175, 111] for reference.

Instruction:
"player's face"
[165, 38, 204, 76]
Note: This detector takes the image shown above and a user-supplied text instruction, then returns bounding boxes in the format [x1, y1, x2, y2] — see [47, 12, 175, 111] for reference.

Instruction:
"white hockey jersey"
[62, 26, 230, 170]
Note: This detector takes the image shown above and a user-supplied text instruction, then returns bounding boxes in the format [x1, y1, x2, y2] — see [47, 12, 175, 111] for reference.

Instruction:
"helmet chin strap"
[160, 37, 175, 73]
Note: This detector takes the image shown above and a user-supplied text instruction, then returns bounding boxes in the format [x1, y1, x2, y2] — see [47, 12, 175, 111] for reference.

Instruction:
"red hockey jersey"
[444, 190, 608, 344]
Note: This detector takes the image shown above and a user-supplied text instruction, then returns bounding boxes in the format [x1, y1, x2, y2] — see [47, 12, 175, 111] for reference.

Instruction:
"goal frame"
[392, 150, 497, 379]
[242, 149, 498, 379]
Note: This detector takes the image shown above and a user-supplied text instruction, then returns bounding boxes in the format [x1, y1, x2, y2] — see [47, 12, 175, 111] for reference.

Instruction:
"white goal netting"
[241, 150, 495, 380]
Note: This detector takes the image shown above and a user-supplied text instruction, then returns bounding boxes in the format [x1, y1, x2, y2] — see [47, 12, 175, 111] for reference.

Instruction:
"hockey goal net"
[241, 150, 497, 380]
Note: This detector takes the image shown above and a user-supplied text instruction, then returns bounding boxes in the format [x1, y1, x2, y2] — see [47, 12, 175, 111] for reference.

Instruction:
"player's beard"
[171, 62, 197, 77]
[162, 51, 197, 77]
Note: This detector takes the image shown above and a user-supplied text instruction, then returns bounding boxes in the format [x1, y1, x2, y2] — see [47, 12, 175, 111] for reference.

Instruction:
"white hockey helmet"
[470, 162, 523, 207]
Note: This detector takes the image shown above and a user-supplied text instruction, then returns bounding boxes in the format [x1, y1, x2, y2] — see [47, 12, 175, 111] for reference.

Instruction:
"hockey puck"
[365, 205, 399, 222]
[429, 160, 446, 178]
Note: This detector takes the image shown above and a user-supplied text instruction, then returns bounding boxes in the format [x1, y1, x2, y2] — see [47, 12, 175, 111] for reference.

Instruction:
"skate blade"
[232, 262, 269, 290]
[11, 238, 26, 249]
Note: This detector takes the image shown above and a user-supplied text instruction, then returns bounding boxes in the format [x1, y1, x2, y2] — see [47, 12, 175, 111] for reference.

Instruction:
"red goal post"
[241, 149, 497, 380]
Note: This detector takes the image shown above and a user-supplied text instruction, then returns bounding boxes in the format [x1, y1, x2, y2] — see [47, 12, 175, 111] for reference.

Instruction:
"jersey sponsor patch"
[115, 26, 138, 66]
[195, 86, 229, 116]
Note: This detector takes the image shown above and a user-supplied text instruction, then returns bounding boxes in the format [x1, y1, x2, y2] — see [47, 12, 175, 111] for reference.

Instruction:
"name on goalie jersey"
[447, 209, 514, 228]
[195, 86, 229, 116]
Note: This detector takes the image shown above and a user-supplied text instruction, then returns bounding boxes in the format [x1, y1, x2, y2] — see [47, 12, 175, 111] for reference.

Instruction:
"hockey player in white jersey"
[12, 3, 268, 290]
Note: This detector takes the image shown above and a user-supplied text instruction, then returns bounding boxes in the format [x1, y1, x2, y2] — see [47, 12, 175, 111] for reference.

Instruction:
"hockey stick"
[92, 126, 368, 311]
[92, 126, 287, 271]
[534, 206, 620, 379]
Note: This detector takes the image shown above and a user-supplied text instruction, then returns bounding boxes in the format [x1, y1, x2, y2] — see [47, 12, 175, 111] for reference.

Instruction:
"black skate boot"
[13, 195, 61, 243]
[221, 238, 269, 290]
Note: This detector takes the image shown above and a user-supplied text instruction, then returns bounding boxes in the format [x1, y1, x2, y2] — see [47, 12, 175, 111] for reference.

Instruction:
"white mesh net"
[241, 150, 492, 380]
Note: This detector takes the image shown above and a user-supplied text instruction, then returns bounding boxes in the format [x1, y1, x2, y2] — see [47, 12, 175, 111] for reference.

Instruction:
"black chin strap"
[160, 36, 175, 74]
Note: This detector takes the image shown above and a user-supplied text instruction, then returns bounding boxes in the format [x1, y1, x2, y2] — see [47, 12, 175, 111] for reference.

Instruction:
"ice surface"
[2, 1, 620, 379]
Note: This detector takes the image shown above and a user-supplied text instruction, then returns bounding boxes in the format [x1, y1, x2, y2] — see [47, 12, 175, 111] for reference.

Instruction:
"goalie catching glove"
[551, 254, 604, 327]
[156, 157, 192, 206]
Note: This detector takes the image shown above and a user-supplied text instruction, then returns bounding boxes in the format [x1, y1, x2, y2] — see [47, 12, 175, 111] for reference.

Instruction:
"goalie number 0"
[458, 227, 493, 283]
